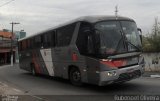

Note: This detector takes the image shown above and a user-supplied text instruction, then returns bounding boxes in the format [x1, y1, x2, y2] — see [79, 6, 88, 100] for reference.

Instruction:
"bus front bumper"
[98, 64, 145, 86]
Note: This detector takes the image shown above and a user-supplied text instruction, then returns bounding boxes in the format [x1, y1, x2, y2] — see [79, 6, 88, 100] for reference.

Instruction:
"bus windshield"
[121, 21, 142, 52]
[94, 21, 142, 55]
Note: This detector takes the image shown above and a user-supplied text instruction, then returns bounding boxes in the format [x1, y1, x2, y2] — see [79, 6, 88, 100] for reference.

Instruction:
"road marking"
[0, 82, 23, 94]
[29, 95, 47, 101]
[0, 82, 8, 87]
[12, 88, 22, 93]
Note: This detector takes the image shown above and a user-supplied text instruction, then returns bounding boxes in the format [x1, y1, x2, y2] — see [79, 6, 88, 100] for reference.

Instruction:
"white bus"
[18, 16, 145, 86]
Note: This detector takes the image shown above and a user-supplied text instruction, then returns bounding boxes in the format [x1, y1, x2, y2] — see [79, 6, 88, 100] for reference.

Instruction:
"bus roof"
[19, 15, 134, 41]
[75, 15, 134, 23]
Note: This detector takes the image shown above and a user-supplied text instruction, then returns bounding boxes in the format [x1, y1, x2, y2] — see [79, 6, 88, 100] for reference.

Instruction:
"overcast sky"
[0, 0, 160, 36]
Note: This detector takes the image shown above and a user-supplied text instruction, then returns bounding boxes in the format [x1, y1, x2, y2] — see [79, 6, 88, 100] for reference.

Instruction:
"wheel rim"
[72, 71, 81, 82]
[32, 68, 35, 75]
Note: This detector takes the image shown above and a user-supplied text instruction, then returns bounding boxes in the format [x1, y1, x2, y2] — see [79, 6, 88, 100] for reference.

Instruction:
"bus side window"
[43, 32, 51, 48]
[43, 34, 47, 48]
[18, 42, 22, 51]
[76, 22, 93, 55]
[40, 35, 44, 48]
[22, 40, 27, 50]
[41, 31, 54, 48]
[34, 35, 41, 48]
[51, 31, 56, 47]
[27, 39, 30, 49]
[30, 38, 34, 49]
[47, 33, 51, 47]
[57, 23, 76, 47]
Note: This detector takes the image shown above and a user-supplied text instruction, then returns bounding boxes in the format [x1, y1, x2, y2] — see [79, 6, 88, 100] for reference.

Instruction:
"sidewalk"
[0, 82, 23, 95]
[143, 71, 160, 78]
[0, 64, 23, 95]
[0, 64, 11, 69]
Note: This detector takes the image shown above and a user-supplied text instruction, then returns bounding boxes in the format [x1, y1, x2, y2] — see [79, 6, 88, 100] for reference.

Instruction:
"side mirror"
[138, 28, 142, 42]
[138, 28, 142, 33]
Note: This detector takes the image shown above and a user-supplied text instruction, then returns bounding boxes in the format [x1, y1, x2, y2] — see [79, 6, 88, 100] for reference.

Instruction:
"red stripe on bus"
[32, 52, 41, 73]
[72, 53, 78, 61]
[100, 60, 126, 68]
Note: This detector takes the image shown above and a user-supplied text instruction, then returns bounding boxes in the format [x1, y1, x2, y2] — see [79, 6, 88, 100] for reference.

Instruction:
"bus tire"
[31, 64, 36, 76]
[69, 67, 83, 86]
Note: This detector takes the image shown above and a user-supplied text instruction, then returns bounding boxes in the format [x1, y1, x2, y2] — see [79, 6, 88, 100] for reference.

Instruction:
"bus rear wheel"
[69, 67, 82, 86]
[31, 64, 36, 76]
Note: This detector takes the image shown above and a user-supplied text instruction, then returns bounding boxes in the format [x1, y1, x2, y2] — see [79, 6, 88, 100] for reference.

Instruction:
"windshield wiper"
[125, 39, 142, 51]
[115, 30, 124, 52]
[117, 31, 142, 52]
[121, 31, 142, 51]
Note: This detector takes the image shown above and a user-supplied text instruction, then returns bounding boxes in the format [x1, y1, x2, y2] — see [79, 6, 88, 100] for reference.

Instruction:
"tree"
[142, 17, 160, 52]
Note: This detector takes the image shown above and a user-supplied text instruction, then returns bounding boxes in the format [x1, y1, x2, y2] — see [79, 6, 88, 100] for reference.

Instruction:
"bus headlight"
[107, 72, 112, 76]
[107, 71, 117, 76]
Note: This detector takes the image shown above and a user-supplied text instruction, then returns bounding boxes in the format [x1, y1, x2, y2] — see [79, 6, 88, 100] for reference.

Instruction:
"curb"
[0, 65, 11, 69]
[0, 82, 23, 95]
[150, 75, 160, 78]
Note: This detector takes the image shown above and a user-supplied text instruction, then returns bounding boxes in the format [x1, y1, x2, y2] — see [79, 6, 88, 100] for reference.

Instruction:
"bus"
[18, 16, 145, 86]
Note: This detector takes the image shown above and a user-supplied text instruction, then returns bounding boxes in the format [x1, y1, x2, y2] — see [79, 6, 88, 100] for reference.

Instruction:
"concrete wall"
[143, 53, 160, 71]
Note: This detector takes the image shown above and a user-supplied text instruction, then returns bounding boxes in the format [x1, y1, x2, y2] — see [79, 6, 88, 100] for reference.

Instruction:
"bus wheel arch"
[68, 65, 83, 86]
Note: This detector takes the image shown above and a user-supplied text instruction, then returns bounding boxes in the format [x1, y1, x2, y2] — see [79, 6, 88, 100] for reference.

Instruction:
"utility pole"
[115, 5, 118, 19]
[10, 22, 20, 66]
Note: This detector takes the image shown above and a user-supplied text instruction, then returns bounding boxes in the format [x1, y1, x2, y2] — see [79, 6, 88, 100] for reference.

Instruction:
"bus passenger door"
[76, 22, 99, 84]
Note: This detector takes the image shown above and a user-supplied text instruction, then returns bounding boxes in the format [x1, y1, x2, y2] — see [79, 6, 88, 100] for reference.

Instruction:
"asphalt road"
[0, 64, 160, 101]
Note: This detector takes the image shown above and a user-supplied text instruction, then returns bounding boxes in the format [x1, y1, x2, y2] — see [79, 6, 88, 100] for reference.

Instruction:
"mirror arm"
[138, 28, 142, 42]
[138, 28, 142, 34]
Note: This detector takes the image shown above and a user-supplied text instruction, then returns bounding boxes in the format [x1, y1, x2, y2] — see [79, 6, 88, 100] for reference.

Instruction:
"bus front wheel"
[69, 67, 82, 86]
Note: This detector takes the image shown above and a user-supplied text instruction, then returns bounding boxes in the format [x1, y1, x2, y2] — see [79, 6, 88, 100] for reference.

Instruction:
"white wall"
[143, 53, 160, 71]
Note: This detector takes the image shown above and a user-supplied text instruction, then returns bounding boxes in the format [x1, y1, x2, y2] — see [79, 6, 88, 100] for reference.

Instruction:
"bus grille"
[115, 70, 141, 83]
[118, 63, 138, 69]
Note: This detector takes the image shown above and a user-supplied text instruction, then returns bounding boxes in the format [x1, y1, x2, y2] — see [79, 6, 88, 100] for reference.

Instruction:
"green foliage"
[142, 18, 160, 52]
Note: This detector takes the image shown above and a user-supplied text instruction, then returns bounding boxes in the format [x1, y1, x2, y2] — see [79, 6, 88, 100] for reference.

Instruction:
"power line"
[0, 0, 15, 8]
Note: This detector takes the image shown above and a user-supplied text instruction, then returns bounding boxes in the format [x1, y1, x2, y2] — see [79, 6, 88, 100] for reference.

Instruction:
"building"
[3, 29, 26, 39]
[0, 29, 26, 65]
[15, 30, 26, 39]
[0, 31, 16, 65]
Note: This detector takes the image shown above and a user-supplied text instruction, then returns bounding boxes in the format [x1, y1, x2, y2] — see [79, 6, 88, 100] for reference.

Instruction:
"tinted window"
[42, 31, 56, 48]
[18, 42, 22, 51]
[34, 36, 41, 48]
[26, 39, 30, 49]
[95, 21, 125, 54]
[121, 21, 142, 51]
[57, 23, 76, 46]
[76, 22, 92, 55]
[30, 38, 34, 49]
[22, 40, 27, 50]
